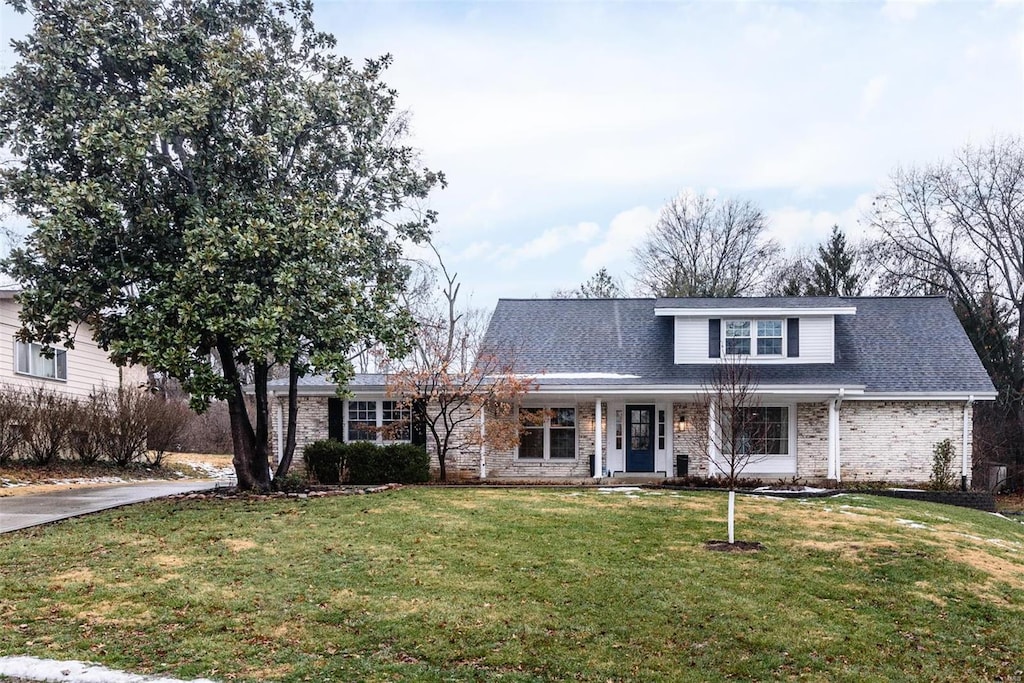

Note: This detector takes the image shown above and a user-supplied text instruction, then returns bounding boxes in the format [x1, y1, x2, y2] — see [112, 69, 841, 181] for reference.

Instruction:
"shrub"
[341, 442, 383, 484]
[145, 398, 193, 466]
[303, 439, 347, 485]
[0, 386, 26, 466]
[99, 386, 152, 467]
[347, 442, 429, 485]
[383, 443, 430, 484]
[69, 392, 108, 465]
[929, 438, 957, 491]
[21, 387, 75, 465]
[273, 471, 308, 493]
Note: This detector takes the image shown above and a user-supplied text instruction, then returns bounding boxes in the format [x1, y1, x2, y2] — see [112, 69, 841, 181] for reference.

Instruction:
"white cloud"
[581, 206, 659, 272]
[501, 222, 600, 267]
[767, 193, 876, 248]
[881, 0, 935, 22]
[860, 75, 889, 118]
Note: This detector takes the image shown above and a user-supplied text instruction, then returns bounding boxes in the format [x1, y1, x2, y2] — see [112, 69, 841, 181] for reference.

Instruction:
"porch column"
[479, 408, 487, 480]
[708, 401, 720, 476]
[827, 390, 844, 482]
[594, 399, 603, 478]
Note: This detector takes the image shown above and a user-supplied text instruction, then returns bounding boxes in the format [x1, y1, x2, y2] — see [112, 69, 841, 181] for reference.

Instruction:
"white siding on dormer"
[674, 317, 708, 364]
[673, 314, 836, 364]
[799, 316, 834, 364]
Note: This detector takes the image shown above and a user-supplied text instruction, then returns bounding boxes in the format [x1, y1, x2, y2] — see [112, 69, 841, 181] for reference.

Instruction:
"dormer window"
[723, 319, 784, 357]
[724, 321, 751, 355]
[756, 320, 783, 355]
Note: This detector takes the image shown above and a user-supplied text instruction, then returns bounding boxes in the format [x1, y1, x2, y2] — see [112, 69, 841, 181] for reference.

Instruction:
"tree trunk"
[274, 358, 300, 481]
[217, 336, 272, 492]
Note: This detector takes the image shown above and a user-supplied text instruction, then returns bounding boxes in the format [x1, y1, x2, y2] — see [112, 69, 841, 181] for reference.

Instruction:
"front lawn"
[1, 488, 1023, 681]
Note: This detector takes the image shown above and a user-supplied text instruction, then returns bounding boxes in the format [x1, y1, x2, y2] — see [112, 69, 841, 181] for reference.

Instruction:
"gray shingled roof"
[477, 296, 995, 394]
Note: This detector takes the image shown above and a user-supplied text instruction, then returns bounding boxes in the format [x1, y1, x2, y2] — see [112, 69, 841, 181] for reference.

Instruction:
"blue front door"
[626, 405, 655, 472]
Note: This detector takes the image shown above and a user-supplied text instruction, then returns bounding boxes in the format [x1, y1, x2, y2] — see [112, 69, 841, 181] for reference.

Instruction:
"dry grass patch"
[221, 538, 258, 552]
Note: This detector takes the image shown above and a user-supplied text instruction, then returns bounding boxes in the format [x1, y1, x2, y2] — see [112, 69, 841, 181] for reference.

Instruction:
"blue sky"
[2, 0, 1022, 308]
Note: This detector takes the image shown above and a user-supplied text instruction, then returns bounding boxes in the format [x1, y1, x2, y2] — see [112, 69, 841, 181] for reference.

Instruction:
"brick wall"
[839, 400, 969, 485]
[485, 401, 594, 479]
[796, 402, 829, 481]
[269, 395, 329, 471]
[672, 402, 707, 476]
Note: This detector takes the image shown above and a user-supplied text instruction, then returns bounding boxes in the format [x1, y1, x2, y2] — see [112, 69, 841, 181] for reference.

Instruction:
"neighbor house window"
[346, 399, 412, 443]
[723, 320, 784, 357]
[518, 407, 577, 460]
[15, 341, 67, 380]
[724, 406, 789, 456]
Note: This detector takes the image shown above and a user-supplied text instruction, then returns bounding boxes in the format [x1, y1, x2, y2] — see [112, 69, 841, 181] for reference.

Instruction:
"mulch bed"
[173, 483, 402, 501]
[704, 540, 764, 552]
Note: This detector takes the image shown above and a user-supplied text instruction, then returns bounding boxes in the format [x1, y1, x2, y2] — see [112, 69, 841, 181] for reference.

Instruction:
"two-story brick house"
[269, 296, 997, 486]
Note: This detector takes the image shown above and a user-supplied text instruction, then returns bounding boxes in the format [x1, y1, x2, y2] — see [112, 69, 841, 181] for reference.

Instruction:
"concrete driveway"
[0, 481, 219, 533]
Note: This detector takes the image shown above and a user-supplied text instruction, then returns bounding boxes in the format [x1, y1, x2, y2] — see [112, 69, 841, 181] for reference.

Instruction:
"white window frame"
[14, 340, 67, 381]
[516, 406, 578, 460]
[723, 319, 785, 358]
[343, 399, 411, 444]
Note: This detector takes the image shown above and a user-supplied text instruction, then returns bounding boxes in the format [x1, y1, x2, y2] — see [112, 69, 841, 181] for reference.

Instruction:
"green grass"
[2, 488, 1023, 682]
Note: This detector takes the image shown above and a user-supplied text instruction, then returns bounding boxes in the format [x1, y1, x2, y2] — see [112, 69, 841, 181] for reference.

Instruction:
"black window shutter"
[709, 319, 721, 358]
[411, 398, 427, 448]
[787, 318, 800, 358]
[328, 398, 344, 441]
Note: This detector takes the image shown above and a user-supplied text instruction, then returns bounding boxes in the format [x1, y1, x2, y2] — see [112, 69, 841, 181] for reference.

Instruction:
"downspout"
[962, 395, 974, 491]
[479, 408, 487, 480]
[594, 399, 603, 479]
[827, 388, 845, 482]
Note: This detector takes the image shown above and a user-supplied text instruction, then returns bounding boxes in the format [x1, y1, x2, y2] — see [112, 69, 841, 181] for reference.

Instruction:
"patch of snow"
[597, 487, 644, 493]
[839, 505, 871, 511]
[180, 462, 234, 480]
[895, 518, 930, 530]
[753, 486, 829, 494]
[0, 656, 218, 683]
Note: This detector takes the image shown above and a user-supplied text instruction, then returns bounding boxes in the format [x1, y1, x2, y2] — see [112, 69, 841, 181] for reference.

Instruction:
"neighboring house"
[268, 296, 997, 486]
[0, 289, 144, 398]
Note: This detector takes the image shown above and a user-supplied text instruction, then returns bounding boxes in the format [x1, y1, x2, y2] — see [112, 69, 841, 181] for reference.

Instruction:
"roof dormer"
[653, 299, 857, 365]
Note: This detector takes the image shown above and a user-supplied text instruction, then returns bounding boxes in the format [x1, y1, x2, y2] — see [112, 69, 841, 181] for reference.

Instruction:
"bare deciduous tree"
[870, 135, 1024, 485]
[634, 191, 781, 297]
[386, 245, 533, 481]
[688, 358, 770, 543]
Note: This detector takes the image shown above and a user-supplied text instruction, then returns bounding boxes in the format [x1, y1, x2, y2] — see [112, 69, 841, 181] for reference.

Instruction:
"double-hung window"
[15, 341, 67, 381]
[724, 321, 751, 355]
[345, 400, 412, 443]
[756, 320, 783, 355]
[724, 320, 783, 357]
[518, 407, 577, 460]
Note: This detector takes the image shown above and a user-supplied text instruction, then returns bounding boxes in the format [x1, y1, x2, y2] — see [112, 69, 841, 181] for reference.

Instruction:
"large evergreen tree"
[0, 0, 443, 491]
[806, 225, 863, 296]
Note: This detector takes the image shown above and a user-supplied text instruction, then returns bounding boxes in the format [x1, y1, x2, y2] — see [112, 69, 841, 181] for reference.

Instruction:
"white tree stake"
[728, 490, 735, 544]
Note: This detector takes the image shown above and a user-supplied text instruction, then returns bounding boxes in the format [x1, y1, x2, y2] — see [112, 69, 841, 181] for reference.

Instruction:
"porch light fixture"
[676, 410, 686, 431]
